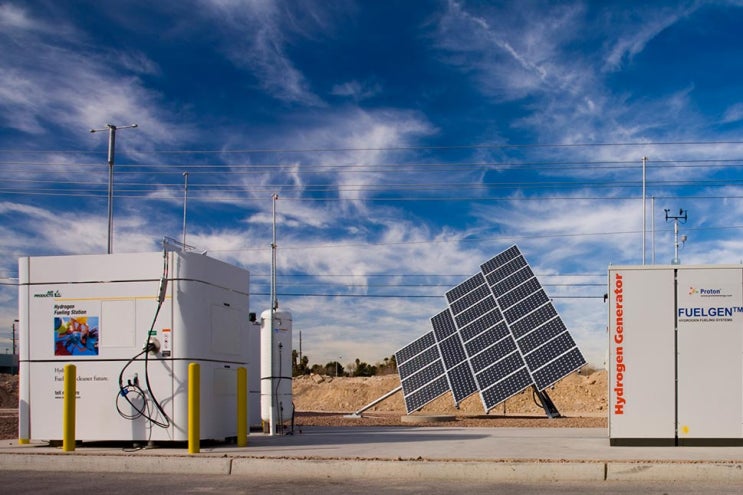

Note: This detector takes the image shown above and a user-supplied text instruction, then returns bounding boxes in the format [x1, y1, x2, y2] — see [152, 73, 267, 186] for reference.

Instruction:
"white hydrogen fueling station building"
[17, 243, 292, 444]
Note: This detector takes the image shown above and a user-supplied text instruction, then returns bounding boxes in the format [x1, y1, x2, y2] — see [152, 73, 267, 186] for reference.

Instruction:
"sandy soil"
[291, 368, 607, 429]
[0, 368, 608, 439]
[0, 373, 18, 440]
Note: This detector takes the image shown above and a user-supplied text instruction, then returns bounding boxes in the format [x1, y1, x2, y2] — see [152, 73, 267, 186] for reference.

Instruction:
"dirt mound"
[0, 374, 18, 409]
[0, 374, 19, 440]
[293, 368, 607, 416]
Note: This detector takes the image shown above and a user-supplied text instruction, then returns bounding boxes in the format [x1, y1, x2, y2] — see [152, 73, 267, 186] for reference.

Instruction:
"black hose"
[115, 245, 171, 429]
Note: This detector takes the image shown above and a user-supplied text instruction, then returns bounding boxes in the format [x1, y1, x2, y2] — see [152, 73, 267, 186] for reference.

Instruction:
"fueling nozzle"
[145, 337, 161, 354]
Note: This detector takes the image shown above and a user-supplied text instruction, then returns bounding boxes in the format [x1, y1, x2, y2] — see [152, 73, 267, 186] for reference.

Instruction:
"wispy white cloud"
[235, 106, 437, 207]
[114, 51, 161, 77]
[0, 4, 191, 145]
[430, 0, 722, 150]
[601, 2, 701, 72]
[433, 0, 588, 102]
[0, 2, 67, 34]
[331, 80, 383, 101]
[722, 102, 743, 124]
[197, 0, 332, 106]
[0, 196, 190, 261]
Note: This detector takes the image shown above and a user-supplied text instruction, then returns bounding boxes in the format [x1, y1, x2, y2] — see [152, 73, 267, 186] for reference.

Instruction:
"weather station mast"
[664, 208, 688, 265]
[90, 123, 138, 254]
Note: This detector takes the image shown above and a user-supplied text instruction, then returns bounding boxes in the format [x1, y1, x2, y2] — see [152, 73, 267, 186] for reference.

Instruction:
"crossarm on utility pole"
[344, 385, 403, 418]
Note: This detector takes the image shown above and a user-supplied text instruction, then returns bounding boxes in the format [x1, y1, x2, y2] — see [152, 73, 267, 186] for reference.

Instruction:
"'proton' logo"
[689, 287, 725, 296]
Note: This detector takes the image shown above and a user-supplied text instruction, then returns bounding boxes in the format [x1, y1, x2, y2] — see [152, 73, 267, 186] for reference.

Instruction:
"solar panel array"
[396, 245, 586, 414]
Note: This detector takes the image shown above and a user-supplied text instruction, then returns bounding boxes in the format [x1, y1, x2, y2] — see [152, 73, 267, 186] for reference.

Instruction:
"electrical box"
[608, 265, 743, 446]
[18, 250, 260, 443]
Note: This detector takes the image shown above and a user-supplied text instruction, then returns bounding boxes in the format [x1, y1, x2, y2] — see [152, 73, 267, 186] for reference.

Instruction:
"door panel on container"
[101, 300, 136, 348]
[211, 304, 241, 356]
[609, 268, 676, 440]
[676, 268, 743, 439]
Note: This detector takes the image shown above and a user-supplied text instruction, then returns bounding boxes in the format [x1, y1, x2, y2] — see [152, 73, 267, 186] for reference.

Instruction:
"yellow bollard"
[62, 364, 76, 452]
[237, 367, 247, 447]
[188, 362, 200, 454]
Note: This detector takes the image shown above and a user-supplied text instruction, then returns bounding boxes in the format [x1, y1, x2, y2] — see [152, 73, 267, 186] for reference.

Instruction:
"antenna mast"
[271, 193, 279, 311]
[90, 123, 138, 254]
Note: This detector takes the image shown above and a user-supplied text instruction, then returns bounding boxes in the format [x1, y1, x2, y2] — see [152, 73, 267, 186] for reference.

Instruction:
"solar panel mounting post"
[344, 385, 403, 418]
[532, 385, 561, 418]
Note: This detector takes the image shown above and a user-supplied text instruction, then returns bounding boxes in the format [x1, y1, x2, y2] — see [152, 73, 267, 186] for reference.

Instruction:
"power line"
[5, 138, 743, 155]
[5, 175, 743, 194]
[252, 281, 605, 288]
[255, 272, 605, 277]
[6, 157, 743, 172]
[251, 292, 604, 299]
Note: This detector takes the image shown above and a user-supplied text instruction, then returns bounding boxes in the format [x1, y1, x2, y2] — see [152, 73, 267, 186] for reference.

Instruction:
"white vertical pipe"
[651, 196, 655, 264]
[269, 193, 278, 435]
[642, 156, 647, 265]
[182, 172, 189, 247]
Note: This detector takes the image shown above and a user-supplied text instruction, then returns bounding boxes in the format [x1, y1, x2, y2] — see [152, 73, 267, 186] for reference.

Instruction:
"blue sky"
[3, 0, 743, 369]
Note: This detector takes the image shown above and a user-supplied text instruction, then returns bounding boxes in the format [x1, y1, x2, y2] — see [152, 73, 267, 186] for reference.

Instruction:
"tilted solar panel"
[395, 245, 586, 415]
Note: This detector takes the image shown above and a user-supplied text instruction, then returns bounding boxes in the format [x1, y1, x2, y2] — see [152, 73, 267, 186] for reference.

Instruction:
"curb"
[230, 458, 604, 481]
[3, 453, 743, 481]
[0, 453, 231, 475]
[607, 462, 743, 481]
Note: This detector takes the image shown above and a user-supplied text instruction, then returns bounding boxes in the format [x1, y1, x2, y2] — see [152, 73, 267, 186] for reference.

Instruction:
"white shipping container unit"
[608, 265, 743, 446]
[18, 250, 262, 443]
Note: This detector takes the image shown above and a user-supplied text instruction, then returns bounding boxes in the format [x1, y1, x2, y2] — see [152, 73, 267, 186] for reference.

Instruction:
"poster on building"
[53, 303, 100, 356]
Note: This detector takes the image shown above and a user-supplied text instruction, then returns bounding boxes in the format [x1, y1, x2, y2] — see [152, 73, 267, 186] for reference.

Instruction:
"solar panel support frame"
[344, 385, 403, 418]
[532, 385, 561, 418]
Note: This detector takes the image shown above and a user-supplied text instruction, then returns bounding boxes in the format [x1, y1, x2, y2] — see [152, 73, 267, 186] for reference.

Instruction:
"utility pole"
[90, 123, 138, 254]
[182, 172, 190, 247]
[664, 208, 688, 265]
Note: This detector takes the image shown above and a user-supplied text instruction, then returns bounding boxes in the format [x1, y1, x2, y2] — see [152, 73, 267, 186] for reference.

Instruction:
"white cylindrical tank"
[260, 308, 292, 434]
